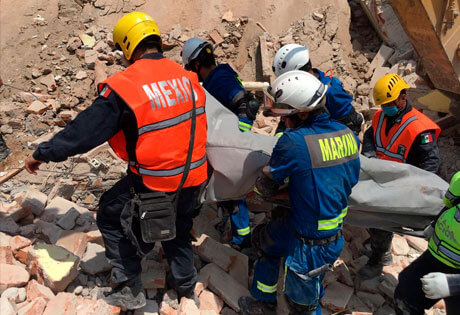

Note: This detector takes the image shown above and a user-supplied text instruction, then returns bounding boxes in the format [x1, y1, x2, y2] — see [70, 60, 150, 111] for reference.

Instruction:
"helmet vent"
[281, 61, 286, 68]
[123, 36, 128, 43]
[126, 42, 130, 50]
[275, 89, 283, 98]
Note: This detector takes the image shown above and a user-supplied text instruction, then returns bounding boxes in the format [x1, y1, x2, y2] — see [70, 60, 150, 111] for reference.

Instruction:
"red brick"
[391, 235, 410, 256]
[0, 264, 30, 291]
[21, 188, 47, 216]
[10, 235, 32, 253]
[159, 301, 178, 315]
[194, 277, 208, 297]
[15, 245, 33, 265]
[178, 296, 200, 315]
[55, 231, 88, 258]
[86, 229, 104, 247]
[404, 235, 428, 253]
[18, 297, 47, 315]
[199, 289, 224, 313]
[42, 293, 78, 315]
[28, 243, 79, 294]
[208, 30, 224, 46]
[0, 200, 31, 222]
[198, 263, 250, 312]
[321, 282, 353, 312]
[194, 234, 248, 287]
[0, 243, 14, 264]
[75, 296, 120, 314]
[26, 280, 55, 303]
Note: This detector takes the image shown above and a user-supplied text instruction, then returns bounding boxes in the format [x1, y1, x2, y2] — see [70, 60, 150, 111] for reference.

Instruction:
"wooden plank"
[389, 0, 460, 94]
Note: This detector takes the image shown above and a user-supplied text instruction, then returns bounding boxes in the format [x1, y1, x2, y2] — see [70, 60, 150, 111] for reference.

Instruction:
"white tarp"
[202, 92, 449, 231]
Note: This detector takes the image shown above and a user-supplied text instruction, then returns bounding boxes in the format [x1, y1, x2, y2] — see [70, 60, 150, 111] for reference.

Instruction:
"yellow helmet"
[373, 73, 410, 106]
[113, 12, 160, 61]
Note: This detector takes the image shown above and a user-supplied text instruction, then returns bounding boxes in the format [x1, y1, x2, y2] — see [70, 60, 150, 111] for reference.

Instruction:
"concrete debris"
[55, 231, 88, 257]
[27, 100, 51, 115]
[79, 34, 96, 48]
[80, 243, 112, 275]
[21, 188, 47, 216]
[28, 243, 79, 294]
[1, 287, 27, 303]
[56, 208, 80, 230]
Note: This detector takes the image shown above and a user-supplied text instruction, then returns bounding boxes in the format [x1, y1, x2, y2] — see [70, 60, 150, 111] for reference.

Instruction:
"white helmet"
[272, 44, 310, 77]
[181, 38, 213, 68]
[267, 70, 327, 116]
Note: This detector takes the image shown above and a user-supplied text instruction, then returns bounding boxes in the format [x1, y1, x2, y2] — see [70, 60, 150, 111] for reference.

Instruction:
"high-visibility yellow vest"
[428, 205, 460, 269]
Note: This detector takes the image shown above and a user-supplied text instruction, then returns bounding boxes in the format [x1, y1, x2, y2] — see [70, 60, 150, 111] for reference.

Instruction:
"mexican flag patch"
[99, 86, 112, 98]
[421, 133, 433, 144]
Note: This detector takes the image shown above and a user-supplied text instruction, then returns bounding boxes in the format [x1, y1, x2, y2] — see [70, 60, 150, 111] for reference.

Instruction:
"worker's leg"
[238, 217, 294, 314]
[359, 228, 393, 279]
[230, 199, 251, 246]
[394, 250, 459, 314]
[283, 232, 344, 314]
[445, 295, 460, 315]
[97, 176, 150, 309]
[161, 185, 201, 298]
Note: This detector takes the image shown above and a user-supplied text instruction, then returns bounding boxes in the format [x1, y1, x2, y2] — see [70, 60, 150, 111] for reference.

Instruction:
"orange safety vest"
[372, 107, 441, 163]
[98, 57, 207, 192]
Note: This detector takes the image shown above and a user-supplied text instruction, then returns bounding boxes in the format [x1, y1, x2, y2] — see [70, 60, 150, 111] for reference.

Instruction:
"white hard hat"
[181, 38, 213, 68]
[272, 44, 310, 77]
[267, 70, 327, 116]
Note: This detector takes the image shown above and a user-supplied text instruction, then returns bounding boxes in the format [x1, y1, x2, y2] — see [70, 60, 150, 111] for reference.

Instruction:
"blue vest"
[269, 113, 360, 238]
[314, 69, 354, 120]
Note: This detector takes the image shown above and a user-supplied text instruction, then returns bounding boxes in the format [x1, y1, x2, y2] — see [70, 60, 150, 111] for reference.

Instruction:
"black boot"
[103, 275, 146, 311]
[359, 250, 393, 280]
[238, 296, 276, 315]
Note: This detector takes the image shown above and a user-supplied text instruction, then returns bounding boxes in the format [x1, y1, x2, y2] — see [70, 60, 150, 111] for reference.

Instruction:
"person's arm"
[447, 274, 460, 296]
[407, 130, 440, 173]
[255, 134, 295, 197]
[362, 126, 377, 158]
[26, 90, 124, 173]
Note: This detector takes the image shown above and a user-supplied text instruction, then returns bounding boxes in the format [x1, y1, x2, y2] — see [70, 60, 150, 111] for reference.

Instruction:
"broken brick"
[18, 297, 47, 315]
[28, 243, 79, 294]
[10, 235, 32, 253]
[0, 200, 30, 222]
[209, 30, 224, 46]
[194, 234, 248, 287]
[42, 197, 89, 223]
[26, 279, 55, 303]
[56, 208, 80, 230]
[391, 235, 410, 256]
[320, 281, 354, 312]
[35, 220, 63, 244]
[27, 100, 51, 115]
[199, 289, 224, 313]
[198, 263, 250, 312]
[404, 235, 428, 253]
[55, 231, 88, 258]
[80, 243, 112, 275]
[159, 301, 178, 315]
[0, 264, 30, 292]
[178, 296, 200, 315]
[42, 292, 78, 315]
[0, 233, 13, 264]
[75, 296, 121, 315]
[15, 245, 33, 265]
[21, 188, 47, 216]
[378, 273, 398, 298]
[356, 291, 385, 310]
[86, 229, 104, 246]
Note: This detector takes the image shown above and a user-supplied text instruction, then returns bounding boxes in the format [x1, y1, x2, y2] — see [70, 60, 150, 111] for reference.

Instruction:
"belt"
[295, 229, 343, 246]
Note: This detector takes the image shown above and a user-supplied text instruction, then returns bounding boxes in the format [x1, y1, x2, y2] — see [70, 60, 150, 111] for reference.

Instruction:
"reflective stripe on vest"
[372, 108, 441, 163]
[237, 226, 251, 236]
[101, 57, 207, 192]
[375, 113, 418, 163]
[256, 281, 278, 293]
[318, 207, 348, 231]
[430, 232, 460, 267]
[137, 155, 207, 177]
[138, 107, 206, 136]
[239, 120, 252, 132]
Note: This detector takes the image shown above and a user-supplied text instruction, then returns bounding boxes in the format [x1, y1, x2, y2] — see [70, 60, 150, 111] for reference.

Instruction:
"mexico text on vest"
[142, 76, 197, 109]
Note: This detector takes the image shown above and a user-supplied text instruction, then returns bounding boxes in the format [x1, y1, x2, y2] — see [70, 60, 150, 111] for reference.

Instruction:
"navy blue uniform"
[203, 63, 252, 244]
[251, 112, 360, 312]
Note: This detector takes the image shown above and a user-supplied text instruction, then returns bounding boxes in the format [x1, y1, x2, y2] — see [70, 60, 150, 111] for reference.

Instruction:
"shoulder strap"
[176, 79, 197, 196]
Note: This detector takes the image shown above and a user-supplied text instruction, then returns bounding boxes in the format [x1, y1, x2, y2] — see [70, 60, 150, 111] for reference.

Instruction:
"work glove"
[421, 272, 450, 299]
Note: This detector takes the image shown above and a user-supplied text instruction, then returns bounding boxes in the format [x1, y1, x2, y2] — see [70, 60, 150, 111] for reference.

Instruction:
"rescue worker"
[394, 171, 460, 314]
[181, 38, 260, 247]
[359, 73, 441, 280]
[24, 12, 208, 310]
[238, 70, 361, 314]
[0, 76, 11, 162]
[271, 44, 363, 136]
